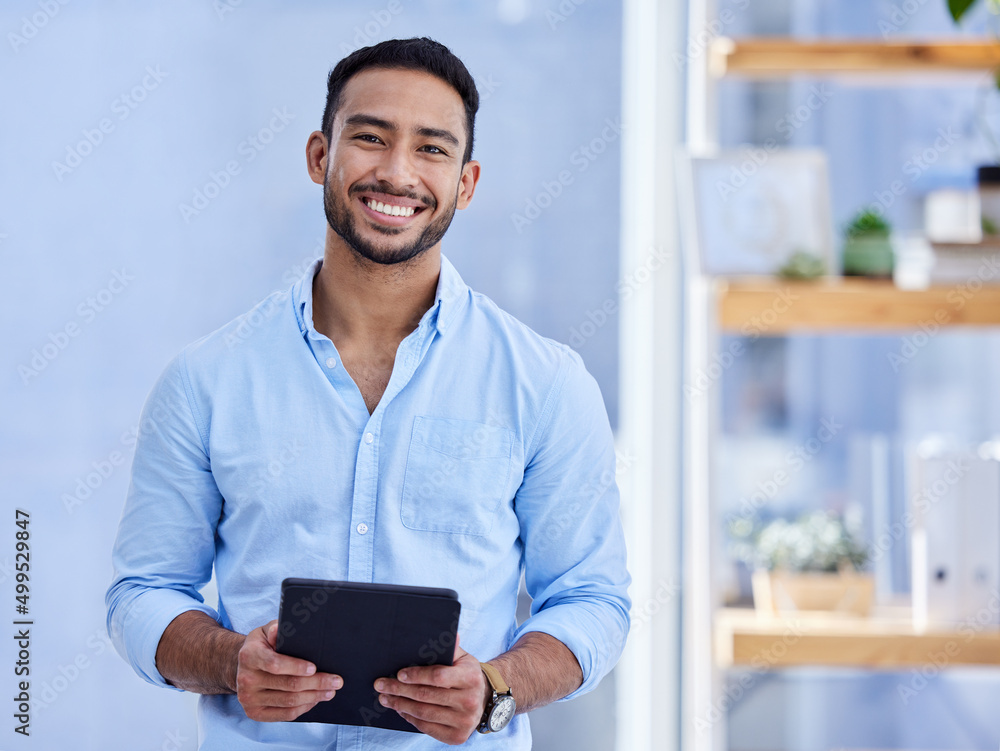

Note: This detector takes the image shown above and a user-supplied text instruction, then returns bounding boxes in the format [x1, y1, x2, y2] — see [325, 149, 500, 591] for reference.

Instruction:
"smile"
[364, 198, 417, 218]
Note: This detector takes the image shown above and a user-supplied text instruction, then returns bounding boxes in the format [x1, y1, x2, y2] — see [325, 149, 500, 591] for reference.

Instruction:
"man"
[107, 37, 630, 749]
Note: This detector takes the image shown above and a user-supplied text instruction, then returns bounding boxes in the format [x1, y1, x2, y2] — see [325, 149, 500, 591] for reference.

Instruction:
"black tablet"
[274, 578, 461, 732]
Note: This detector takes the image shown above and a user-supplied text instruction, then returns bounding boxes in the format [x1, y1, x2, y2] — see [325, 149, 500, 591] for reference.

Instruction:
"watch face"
[489, 695, 516, 732]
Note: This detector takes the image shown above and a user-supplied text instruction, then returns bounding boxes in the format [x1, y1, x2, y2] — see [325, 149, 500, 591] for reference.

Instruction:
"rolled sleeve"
[105, 351, 224, 689]
[511, 350, 631, 700]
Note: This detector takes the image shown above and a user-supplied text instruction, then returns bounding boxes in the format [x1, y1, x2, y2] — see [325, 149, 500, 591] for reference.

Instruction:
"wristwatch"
[477, 662, 516, 734]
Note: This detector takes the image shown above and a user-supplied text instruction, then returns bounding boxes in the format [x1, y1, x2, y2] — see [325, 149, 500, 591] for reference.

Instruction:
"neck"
[311, 228, 440, 346]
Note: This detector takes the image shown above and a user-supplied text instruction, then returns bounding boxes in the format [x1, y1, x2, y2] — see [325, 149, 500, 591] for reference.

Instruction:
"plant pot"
[751, 569, 874, 616]
[842, 235, 894, 278]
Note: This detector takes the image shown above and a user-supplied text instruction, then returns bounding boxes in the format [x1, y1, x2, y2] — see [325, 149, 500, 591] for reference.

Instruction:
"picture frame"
[678, 148, 835, 276]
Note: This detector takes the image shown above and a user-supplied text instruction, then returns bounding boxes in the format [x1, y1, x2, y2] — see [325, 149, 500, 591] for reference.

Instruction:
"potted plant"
[729, 510, 874, 616]
[841, 209, 894, 278]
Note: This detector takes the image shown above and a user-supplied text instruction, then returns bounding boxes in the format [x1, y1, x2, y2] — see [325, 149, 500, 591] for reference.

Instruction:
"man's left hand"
[374, 636, 488, 745]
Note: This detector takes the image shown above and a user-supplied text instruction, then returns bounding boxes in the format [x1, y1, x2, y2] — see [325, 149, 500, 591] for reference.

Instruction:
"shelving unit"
[716, 608, 1000, 669]
[716, 278, 1000, 333]
[682, 31, 1000, 751]
[709, 38, 1000, 78]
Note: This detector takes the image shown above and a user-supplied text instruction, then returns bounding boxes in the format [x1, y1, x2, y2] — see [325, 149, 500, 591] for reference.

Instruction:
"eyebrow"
[344, 114, 461, 149]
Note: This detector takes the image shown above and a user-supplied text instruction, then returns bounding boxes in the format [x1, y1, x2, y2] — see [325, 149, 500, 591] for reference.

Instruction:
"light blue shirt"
[106, 255, 630, 750]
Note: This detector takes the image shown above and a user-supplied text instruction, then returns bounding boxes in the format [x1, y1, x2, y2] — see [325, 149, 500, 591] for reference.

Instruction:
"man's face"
[321, 67, 478, 266]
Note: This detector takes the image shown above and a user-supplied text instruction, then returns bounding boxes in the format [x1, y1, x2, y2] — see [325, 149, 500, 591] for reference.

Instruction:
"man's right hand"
[236, 619, 343, 722]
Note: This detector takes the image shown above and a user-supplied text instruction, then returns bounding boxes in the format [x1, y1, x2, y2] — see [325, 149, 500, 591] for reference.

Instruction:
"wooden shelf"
[716, 277, 1000, 334]
[716, 608, 1000, 669]
[709, 38, 1000, 78]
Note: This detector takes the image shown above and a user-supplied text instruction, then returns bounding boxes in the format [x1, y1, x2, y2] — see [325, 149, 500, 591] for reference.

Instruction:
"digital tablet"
[274, 578, 461, 732]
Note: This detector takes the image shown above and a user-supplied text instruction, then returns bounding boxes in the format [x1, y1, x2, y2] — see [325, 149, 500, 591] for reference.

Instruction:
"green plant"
[845, 209, 891, 239]
[948, 0, 998, 22]
[728, 510, 869, 573]
[777, 250, 826, 280]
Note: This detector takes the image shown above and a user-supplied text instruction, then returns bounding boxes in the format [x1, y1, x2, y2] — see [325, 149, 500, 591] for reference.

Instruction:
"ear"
[306, 131, 329, 186]
[456, 160, 481, 210]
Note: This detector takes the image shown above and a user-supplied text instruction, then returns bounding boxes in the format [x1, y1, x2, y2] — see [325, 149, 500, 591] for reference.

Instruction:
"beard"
[323, 176, 458, 266]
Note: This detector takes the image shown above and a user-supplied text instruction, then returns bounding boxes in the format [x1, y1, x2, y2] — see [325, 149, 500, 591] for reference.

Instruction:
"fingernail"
[379, 694, 389, 706]
[374, 679, 385, 691]
[324, 691, 334, 700]
[398, 671, 408, 682]
[333, 677, 344, 689]
[305, 665, 316, 675]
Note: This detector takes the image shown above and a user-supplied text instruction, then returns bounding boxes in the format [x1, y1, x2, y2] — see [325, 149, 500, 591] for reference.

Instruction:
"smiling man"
[107, 38, 630, 749]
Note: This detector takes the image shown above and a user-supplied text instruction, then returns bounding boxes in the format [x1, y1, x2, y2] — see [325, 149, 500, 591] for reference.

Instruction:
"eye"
[354, 133, 382, 144]
[420, 144, 447, 155]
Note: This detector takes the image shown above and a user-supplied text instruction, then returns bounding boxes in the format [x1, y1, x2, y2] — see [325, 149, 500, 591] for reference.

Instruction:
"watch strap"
[480, 662, 510, 695]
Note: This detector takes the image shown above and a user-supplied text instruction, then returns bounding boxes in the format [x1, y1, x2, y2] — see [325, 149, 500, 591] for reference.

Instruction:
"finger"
[254, 685, 338, 709]
[243, 637, 320, 678]
[375, 678, 450, 706]
[396, 664, 477, 690]
[254, 671, 343, 693]
[395, 710, 451, 739]
[394, 706, 478, 745]
[379, 693, 466, 726]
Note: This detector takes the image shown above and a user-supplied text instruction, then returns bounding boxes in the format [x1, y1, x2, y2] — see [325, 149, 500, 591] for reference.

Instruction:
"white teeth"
[365, 199, 416, 217]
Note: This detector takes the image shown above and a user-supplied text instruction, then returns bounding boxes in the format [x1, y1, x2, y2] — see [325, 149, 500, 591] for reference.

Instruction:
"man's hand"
[374, 636, 488, 745]
[236, 620, 343, 722]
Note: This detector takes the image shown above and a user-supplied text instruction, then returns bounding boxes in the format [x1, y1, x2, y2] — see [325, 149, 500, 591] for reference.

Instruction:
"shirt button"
[356, 523, 369, 535]
[364, 432, 374, 444]
[325, 357, 337, 369]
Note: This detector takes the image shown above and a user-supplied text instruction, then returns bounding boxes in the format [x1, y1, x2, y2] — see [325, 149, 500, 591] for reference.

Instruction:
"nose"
[373, 144, 418, 191]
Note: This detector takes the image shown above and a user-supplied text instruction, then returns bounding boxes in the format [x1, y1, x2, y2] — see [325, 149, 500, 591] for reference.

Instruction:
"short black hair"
[321, 37, 479, 164]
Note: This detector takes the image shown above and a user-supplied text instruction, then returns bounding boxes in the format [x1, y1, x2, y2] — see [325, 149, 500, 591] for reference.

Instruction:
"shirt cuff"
[112, 587, 220, 691]
[510, 599, 628, 702]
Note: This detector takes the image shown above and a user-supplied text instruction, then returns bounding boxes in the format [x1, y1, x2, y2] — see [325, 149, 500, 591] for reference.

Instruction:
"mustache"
[348, 182, 436, 209]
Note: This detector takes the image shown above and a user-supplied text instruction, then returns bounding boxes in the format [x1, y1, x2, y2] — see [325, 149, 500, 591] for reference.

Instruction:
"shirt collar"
[292, 253, 467, 339]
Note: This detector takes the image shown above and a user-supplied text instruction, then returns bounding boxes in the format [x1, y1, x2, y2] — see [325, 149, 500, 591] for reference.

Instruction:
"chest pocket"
[400, 416, 514, 536]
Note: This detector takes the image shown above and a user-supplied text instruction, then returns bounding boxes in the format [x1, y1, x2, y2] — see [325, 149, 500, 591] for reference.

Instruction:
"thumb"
[453, 633, 468, 663]
[264, 619, 279, 649]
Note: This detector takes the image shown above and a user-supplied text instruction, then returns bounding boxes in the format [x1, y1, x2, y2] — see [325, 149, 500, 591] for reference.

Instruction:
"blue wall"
[0, 2, 622, 747]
